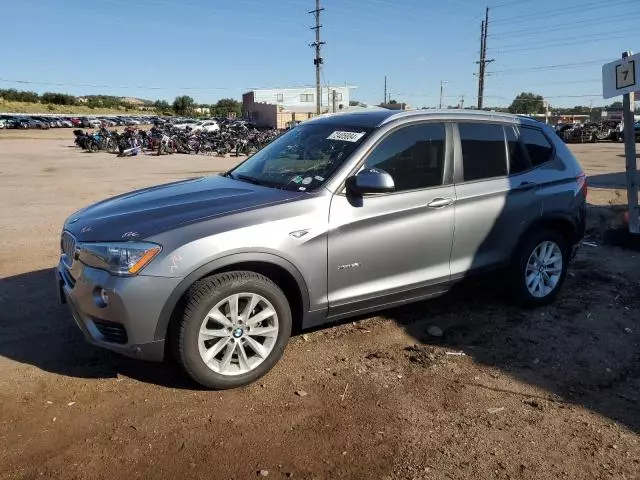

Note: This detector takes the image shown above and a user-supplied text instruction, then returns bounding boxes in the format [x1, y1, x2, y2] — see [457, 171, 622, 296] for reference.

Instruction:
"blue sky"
[1, 0, 638, 108]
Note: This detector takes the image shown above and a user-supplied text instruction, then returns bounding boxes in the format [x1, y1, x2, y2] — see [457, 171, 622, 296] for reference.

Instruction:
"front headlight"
[77, 242, 162, 276]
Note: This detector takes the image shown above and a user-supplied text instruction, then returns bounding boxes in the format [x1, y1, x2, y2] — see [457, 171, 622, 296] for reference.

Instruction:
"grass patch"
[0, 100, 150, 115]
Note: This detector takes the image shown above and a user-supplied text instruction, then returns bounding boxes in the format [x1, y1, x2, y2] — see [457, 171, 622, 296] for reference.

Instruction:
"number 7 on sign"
[616, 60, 635, 90]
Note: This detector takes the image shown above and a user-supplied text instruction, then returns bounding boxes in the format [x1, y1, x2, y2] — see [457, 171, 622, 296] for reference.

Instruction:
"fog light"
[93, 287, 109, 308]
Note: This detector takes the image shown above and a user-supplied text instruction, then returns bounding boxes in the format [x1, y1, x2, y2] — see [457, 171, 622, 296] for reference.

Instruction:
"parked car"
[99, 118, 117, 127]
[22, 118, 49, 129]
[80, 117, 102, 128]
[5, 119, 26, 129]
[46, 117, 61, 128]
[191, 120, 220, 133]
[56, 110, 587, 389]
[172, 119, 199, 130]
[0, 119, 6, 129]
[70, 117, 82, 127]
[60, 118, 74, 128]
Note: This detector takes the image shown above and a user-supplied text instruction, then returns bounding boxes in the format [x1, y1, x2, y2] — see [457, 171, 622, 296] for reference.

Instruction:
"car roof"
[309, 109, 539, 128]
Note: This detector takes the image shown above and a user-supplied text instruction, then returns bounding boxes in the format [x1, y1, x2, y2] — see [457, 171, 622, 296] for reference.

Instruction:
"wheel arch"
[154, 252, 310, 343]
[512, 214, 579, 261]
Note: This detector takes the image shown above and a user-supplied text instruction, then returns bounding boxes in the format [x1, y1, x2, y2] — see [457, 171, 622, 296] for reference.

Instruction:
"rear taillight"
[576, 172, 587, 198]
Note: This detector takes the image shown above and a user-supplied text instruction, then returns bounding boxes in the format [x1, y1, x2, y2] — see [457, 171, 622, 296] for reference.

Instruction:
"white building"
[245, 85, 354, 111]
[242, 85, 356, 128]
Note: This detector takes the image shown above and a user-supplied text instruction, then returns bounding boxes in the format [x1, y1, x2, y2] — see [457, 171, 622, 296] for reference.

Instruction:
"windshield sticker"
[327, 131, 366, 142]
[292, 175, 303, 184]
[314, 175, 325, 182]
[302, 177, 313, 185]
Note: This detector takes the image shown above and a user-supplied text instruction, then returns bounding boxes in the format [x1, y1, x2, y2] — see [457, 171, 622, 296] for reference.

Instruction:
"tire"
[175, 271, 292, 389]
[508, 229, 570, 308]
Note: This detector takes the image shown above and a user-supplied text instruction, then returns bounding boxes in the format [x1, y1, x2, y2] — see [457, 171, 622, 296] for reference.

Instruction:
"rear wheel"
[175, 272, 292, 389]
[509, 229, 569, 307]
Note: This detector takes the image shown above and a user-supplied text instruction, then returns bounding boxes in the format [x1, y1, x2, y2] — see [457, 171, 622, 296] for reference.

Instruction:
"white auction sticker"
[327, 131, 366, 142]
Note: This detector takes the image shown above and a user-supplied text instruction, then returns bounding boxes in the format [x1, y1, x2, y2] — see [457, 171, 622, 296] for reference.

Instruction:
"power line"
[490, 0, 536, 8]
[489, 11, 640, 38]
[0, 78, 231, 91]
[490, 29, 639, 53]
[489, 78, 601, 87]
[490, 0, 638, 24]
[488, 59, 610, 75]
[0, 77, 345, 95]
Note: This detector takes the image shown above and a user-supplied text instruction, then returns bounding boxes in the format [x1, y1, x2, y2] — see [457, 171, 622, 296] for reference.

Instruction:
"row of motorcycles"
[73, 124, 280, 157]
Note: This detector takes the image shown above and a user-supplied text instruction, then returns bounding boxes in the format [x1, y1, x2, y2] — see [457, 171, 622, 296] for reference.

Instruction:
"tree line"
[171, 96, 241, 118]
[506, 92, 638, 116]
[0, 88, 241, 117]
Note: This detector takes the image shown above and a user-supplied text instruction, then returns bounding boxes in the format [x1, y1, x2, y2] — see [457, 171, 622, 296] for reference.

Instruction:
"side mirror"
[346, 168, 395, 195]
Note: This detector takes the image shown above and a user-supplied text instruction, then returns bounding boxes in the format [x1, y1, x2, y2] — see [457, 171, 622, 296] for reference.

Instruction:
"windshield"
[229, 122, 372, 191]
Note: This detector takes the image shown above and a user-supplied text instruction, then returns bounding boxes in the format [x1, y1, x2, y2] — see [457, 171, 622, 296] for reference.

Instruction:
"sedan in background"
[191, 120, 220, 133]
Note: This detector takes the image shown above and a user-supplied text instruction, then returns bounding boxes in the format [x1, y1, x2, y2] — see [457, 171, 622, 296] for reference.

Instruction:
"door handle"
[519, 181, 537, 190]
[427, 197, 454, 208]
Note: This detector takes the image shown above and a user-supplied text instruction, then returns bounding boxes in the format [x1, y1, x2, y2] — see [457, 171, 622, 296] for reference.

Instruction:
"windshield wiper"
[233, 173, 266, 186]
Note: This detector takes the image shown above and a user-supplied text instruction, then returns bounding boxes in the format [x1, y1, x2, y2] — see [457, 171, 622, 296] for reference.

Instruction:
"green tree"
[0, 89, 40, 102]
[213, 98, 241, 118]
[153, 99, 171, 113]
[508, 92, 544, 115]
[173, 95, 195, 116]
[41, 92, 77, 106]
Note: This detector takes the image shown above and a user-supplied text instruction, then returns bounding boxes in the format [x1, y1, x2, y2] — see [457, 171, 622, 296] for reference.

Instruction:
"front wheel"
[509, 230, 569, 307]
[175, 272, 292, 389]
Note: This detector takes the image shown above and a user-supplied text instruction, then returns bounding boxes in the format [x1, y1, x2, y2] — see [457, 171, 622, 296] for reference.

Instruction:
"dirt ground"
[0, 136, 639, 480]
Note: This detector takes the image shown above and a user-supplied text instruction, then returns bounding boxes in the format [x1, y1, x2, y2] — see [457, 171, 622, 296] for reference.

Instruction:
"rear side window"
[521, 127, 553, 167]
[505, 126, 531, 174]
[458, 123, 507, 181]
[364, 123, 445, 192]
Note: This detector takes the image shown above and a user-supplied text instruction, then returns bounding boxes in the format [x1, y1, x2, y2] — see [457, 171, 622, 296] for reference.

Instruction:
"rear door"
[450, 122, 542, 278]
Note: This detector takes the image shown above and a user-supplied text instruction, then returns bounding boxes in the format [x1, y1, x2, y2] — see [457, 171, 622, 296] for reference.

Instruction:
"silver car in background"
[56, 110, 587, 389]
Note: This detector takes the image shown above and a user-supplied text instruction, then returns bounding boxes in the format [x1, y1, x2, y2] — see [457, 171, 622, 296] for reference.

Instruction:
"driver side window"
[364, 123, 445, 192]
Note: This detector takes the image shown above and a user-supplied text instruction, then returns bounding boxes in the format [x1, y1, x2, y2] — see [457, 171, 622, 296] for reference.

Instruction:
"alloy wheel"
[197, 293, 279, 376]
[525, 241, 563, 298]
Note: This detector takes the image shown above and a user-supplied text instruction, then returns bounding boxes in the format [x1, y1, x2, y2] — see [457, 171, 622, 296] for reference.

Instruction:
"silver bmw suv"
[57, 110, 587, 389]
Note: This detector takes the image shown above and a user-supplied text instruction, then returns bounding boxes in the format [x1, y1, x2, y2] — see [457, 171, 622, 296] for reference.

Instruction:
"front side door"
[327, 122, 455, 318]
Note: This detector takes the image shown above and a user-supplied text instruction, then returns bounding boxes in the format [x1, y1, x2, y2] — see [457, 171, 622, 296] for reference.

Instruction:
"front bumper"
[56, 258, 181, 361]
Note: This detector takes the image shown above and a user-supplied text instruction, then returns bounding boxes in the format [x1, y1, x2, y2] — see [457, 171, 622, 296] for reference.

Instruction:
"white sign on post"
[602, 53, 640, 98]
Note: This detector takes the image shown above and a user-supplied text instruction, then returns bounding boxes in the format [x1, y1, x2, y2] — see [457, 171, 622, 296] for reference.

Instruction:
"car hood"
[64, 175, 303, 242]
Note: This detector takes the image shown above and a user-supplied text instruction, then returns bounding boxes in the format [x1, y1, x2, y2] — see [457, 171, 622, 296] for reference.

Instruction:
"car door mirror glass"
[346, 168, 395, 195]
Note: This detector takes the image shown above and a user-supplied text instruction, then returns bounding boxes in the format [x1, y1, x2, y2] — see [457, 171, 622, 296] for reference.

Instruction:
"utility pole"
[439, 80, 447, 109]
[332, 89, 337, 113]
[309, 0, 325, 115]
[476, 7, 494, 110]
[459, 95, 465, 109]
[384, 75, 387, 104]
